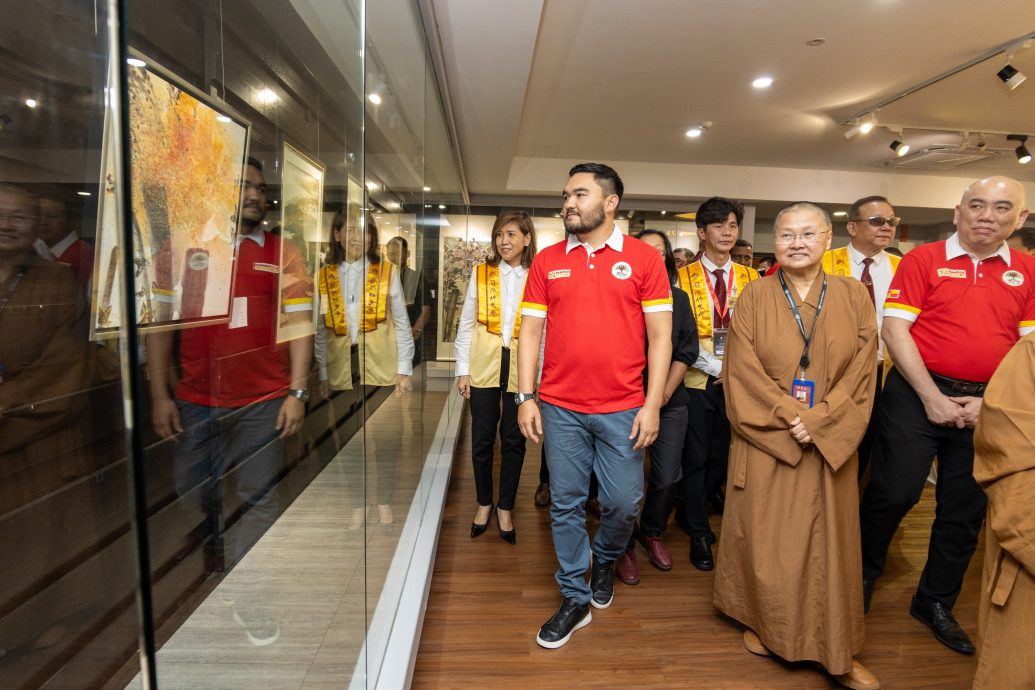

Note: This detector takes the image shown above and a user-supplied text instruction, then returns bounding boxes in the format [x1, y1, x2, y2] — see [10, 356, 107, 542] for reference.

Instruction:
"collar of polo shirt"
[945, 231, 1012, 266]
[847, 242, 889, 267]
[565, 225, 624, 254]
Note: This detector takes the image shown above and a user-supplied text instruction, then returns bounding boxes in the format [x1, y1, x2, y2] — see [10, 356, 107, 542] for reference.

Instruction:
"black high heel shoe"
[471, 504, 493, 538]
[495, 506, 516, 545]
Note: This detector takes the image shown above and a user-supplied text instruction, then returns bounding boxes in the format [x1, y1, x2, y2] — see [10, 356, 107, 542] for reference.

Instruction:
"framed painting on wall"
[276, 141, 325, 344]
[436, 214, 492, 361]
[90, 50, 250, 340]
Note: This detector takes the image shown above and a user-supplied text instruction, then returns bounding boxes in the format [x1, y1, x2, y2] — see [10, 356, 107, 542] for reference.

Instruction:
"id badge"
[712, 327, 729, 359]
[792, 379, 815, 408]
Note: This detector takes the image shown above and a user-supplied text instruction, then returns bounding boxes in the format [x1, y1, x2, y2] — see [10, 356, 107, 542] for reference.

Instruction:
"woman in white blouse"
[455, 211, 538, 544]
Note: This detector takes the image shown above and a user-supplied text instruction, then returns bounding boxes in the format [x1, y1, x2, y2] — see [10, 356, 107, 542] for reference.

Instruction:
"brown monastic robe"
[714, 273, 877, 675]
[972, 332, 1035, 690]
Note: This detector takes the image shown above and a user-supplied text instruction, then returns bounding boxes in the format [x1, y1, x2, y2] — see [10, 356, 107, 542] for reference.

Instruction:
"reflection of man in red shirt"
[146, 158, 312, 588]
[34, 193, 94, 294]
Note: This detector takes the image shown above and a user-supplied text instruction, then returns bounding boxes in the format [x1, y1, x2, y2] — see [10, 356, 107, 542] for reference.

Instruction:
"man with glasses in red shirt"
[518, 163, 672, 649]
[822, 196, 901, 479]
[860, 176, 1035, 655]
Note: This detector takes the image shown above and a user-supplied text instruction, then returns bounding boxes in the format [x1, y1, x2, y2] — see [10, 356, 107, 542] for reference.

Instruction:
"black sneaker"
[590, 557, 615, 609]
[535, 598, 592, 649]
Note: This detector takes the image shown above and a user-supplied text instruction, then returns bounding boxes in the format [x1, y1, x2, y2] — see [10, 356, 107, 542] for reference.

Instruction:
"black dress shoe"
[535, 598, 591, 649]
[909, 595, 975, 654]
[862, 579, 875, 614]
[495, 506, 516, 545]
[589, 557, 615, 609]
[690, 536, 714, 571]
[470, 504, 493, 539]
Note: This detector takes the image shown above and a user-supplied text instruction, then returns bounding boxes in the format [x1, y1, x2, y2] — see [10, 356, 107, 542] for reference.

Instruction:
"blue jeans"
[541, 402, 645, 604]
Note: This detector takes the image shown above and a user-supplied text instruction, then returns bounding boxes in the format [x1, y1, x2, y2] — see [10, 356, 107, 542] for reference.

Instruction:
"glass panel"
[0, 2, 142, 688]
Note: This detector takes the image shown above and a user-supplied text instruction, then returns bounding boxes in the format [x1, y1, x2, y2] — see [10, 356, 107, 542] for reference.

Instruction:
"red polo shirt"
[883, 233, 1035, 382]
[521, 227, 673, 413]
[176, 231, 313, 408]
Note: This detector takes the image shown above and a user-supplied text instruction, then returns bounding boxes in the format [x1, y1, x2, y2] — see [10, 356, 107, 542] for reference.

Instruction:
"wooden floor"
[413, 414, 981, 689]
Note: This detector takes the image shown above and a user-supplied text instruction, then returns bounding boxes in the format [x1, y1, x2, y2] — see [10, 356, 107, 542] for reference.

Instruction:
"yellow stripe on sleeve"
[884, 302, 921, 315]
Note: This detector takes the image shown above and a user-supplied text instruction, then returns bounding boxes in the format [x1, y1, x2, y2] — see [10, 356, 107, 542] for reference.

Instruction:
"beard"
[240, 205, 266, 231]
[563, 201, 606, 235]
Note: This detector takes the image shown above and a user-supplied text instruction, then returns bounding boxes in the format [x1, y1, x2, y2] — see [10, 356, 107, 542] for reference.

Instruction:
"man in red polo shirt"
[860, 175, 1034, 655]
[34, 192, 94, 293]
[517, 163, 672, 648]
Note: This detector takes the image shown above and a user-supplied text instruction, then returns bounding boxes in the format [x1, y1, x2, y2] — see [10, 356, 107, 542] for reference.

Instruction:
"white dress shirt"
[454, 262, 527, 377]
[847, 243, 894, 361]
[314, 259, 414, 379]
[691, 254, 735, 378]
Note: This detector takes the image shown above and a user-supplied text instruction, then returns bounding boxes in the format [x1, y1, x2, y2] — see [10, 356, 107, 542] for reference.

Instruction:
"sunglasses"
[851, 215, 901, 228]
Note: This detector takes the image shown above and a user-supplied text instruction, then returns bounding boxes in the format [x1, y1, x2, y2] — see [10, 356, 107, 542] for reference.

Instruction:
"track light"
[997, 63, 1027, 90]
[1007, 135, 1032, 164]
[844, 114, 877, 140]
[889, 139, 909, 157]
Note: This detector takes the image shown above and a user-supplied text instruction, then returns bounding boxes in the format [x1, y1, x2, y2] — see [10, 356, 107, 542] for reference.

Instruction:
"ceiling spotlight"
[366, 181, 379, 191]
[859, 121, 874, 134]
[844, 114, 877, 140]
[24, 99, 38, 108]
[127, 57, 146, 67]
[833, 211, 848, 217]
[216, 115, 232, 123]
[660, 210, 667, 215]
[255, 88, 278, 104]
[422, 186, 431, 192]
[752, 76, 773, 89]
[438, 204, 446, 210]
[368, 93, 383, 105]
[890, 139, 910, 157]
[997, 63, 1027, 90]
[77, 191, 91, 197]
[1007, 134, 1032, 164]
[685, 121, 713, 138]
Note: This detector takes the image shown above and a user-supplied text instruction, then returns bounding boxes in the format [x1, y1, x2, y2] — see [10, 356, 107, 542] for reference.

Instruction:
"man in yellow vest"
[676, 196, 758, 570]
[822, 195, 901, 481]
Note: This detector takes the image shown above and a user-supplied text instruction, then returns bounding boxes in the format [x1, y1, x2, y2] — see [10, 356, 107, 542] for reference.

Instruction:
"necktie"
[861, 258, 875, 305]
[713, 268, 728, 327]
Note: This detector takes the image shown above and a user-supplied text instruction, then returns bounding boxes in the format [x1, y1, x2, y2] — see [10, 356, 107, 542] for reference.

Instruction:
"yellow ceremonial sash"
[320, 265, 349, 336]
[470, 262, 524, 391]
[823, 247, 903, 276]
[363, 261, 392, 333]
[677, 261, 758, 339]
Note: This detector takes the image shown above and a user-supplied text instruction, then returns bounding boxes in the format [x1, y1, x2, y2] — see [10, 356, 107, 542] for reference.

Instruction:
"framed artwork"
[436, 216, 492, 360]
[90, 50, 250, 339]
[276, 141, 325, 344]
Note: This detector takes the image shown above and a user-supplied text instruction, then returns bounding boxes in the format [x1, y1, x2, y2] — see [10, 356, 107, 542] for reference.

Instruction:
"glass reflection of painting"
[90, 53, 250, 339]
[440, 237, 491, 343]
[277, 142, 324, 343]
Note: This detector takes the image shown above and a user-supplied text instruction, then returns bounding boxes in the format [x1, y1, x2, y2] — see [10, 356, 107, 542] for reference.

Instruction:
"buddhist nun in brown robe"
[972, 332, 1035, 690]
[714, 202, 879, 690]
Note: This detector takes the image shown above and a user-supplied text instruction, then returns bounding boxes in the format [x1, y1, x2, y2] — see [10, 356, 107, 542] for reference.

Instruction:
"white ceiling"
[430, 0, 1035, 214]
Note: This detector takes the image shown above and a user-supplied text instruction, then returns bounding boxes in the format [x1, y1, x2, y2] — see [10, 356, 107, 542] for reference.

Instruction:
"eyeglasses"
[851, 215, 900, 228]
[774, 230, 829, 245]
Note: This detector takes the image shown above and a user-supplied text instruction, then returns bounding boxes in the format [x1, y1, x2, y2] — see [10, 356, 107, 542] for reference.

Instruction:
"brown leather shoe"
[534, 482, 551, 508]
[615, 548, 639, 585]
[833, 660, 880, 690]
[636, 533, 673, 571]
[742, 629, 771, 656]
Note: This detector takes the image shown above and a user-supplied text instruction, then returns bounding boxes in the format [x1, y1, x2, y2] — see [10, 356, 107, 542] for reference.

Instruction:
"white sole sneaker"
[590, 593, 613, 609]
[535, 610, 592, 649]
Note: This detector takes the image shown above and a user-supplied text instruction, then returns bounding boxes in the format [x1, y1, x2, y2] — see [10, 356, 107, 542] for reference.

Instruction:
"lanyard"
[0, 252, 35, 317]
[777, 269, 827, 372]
[703, 263, 736, 323]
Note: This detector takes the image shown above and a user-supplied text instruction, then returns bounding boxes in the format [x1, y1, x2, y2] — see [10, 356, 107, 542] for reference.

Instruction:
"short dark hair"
[696, 197, 743, 229]
[734, 239, 752, 249]
[849, 195, 890, 220]
[1013, 227, 1035, 250]
[247, 156, 264, 172]
[568, 162, 624, 203]
[635, 229, 678, 285]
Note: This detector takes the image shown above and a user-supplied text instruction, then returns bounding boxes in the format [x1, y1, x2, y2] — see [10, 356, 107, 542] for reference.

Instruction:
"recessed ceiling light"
[25, 98, 38, 108]
[256, 88, 278, 104]
[273, 200, 278, 204]
[805, 38, 826, 47]
[752, 76, 773, 89]
[216, 115, 232, 123]
[366, 181, 379, 191]
[422, 186, 431, 192]
[833, 211, 848, 217]
[77, 191, 91, 197]
[661, 210, 667, 215]
[685, 127, 703, 138]
[127, 58, 146, 67]
[368, 93, 383, 105]
[438, 204, 446, 210]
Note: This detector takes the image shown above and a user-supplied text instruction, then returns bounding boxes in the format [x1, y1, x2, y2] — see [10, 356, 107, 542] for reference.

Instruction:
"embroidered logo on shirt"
[936, 268, 967, 279]
[548, 269, 571, 280]
[188, 252, 209, 270]
[887, 289, 901, 299]
[611, 261, 632, 280]
[1003, 270, 1024, 287]
[253, 262, 280, 274]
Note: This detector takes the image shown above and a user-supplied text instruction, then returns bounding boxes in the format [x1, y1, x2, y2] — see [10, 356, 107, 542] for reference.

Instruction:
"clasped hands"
[789, 416, 812, 446]
[923, 393, 981, 429]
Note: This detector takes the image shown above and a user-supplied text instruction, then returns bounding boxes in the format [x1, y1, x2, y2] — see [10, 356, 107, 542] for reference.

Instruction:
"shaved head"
[954, 176, 1030, 257]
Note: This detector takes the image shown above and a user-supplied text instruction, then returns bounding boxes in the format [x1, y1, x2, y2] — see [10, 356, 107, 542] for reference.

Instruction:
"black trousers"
[469, 348, 525, 510]
[639, 403, 687, 536]
[680, 379, 729, 539]
[859, 367, 987, 608]
[856, 366, 884, 480]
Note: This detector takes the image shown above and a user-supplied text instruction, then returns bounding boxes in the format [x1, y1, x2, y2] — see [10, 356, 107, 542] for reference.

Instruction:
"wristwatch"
[289, 388, 310, 403]
[514, 392, 536, 405]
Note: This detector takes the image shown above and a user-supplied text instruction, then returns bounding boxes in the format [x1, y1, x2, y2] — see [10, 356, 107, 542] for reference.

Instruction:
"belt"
[928, 371, 986, 395]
